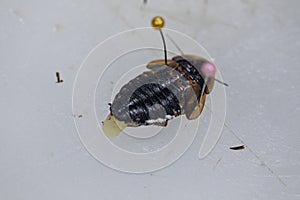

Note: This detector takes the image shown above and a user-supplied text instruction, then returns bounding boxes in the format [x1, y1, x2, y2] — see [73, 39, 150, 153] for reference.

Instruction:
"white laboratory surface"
[1, 0, 299, 199]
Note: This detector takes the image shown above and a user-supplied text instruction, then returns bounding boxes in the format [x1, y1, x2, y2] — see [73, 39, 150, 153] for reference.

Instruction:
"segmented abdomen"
[111, 64, 199, 126]
[128, 83, 181, 125]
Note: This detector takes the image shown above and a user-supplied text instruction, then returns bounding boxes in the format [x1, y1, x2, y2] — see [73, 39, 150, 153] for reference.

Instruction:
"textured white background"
[1, 0, 300, 199]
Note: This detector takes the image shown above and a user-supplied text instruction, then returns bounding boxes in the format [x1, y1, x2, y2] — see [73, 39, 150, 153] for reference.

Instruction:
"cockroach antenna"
[214, 78, 229, 87]
[151, 16, 168, 65]
[166, 33, 184, 55]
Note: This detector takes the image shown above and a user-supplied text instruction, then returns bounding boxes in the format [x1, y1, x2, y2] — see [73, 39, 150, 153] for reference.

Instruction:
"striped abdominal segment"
[128, 83, 181, 126]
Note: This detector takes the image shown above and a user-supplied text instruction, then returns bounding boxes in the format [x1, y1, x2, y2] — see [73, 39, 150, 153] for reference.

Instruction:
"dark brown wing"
[185, 93, 206, 120]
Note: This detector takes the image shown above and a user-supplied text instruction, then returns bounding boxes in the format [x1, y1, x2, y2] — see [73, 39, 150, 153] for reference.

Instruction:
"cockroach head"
[180, 55, 216, 78]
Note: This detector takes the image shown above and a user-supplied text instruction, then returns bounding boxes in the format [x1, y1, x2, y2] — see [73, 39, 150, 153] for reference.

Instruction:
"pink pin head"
[201, 62, 217, 77]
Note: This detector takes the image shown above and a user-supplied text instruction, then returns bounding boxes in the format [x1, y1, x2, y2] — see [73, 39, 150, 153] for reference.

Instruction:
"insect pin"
[102, 16, 226, 137]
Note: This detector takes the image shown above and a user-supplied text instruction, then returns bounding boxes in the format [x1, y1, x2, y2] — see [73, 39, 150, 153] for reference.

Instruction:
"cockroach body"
[102, 16, 219, 137]
[102, 54, 217, 136]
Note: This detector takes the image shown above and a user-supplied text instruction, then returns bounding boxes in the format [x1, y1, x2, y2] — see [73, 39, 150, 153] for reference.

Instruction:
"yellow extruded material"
[102, 114, 127, 137]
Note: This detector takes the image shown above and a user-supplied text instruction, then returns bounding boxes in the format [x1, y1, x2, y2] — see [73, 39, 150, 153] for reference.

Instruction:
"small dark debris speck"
[230, 145, 245, 150]
[56, 72, 63, 83]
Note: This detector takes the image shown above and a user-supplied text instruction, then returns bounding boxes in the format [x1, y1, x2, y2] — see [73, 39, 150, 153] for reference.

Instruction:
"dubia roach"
[102, 17, 218, 137]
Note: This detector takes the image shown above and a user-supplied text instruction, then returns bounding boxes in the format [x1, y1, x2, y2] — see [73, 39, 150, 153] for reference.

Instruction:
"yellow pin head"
[151, 16, 165, 29]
